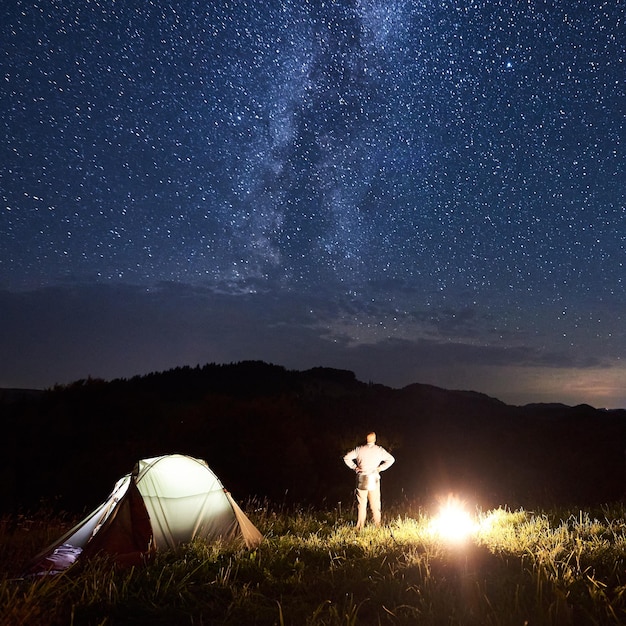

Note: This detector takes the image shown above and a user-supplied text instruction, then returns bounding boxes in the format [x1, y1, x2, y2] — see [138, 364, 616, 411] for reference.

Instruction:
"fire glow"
[429, 495, 476, 543]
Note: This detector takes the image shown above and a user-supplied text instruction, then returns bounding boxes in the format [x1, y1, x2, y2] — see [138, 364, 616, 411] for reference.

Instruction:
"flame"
[429, 495, 475, 542]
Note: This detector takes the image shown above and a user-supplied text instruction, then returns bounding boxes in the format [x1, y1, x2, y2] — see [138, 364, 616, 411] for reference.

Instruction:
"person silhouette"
[343, 432, 395, 529]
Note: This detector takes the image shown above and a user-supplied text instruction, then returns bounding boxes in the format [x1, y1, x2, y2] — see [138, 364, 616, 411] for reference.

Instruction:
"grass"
[2, 501, 626, 625]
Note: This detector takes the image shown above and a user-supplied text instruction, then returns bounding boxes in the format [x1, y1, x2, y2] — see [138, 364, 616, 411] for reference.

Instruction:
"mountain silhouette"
[2, 361, 625, 513]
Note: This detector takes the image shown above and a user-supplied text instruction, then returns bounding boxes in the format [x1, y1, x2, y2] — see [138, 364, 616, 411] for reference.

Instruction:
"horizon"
[1, 357, 624, 411]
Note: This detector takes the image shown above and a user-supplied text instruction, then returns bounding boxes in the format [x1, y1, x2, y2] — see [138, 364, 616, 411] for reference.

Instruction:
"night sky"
[2, 0, 624, 408]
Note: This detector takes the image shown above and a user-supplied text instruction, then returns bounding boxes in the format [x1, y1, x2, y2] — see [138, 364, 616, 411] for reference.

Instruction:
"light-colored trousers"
[356, 482, 382, 529]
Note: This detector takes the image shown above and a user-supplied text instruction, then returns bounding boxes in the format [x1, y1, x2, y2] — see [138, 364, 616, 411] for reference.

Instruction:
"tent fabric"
[26, 454, 263, 575]
[134, 455, 242, 549]
[81, 478, 153, 564]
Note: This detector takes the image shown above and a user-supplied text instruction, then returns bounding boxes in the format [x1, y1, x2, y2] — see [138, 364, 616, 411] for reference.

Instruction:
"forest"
[1, 360, 625, 514]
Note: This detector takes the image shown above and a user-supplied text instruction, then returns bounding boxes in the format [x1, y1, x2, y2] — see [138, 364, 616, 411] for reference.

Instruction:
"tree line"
[2, 361, 625, 514]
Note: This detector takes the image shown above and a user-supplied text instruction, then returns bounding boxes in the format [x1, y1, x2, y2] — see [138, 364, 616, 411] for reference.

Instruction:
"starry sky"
[1, 0, 625, 408]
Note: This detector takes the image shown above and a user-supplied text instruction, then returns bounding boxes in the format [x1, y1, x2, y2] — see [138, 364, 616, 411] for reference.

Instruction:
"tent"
[26, 454, 263, 575]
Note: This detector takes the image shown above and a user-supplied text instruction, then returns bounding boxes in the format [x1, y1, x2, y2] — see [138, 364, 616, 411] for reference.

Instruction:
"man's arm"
[343, 448, 358, 470]
[378, 449, 395, 472]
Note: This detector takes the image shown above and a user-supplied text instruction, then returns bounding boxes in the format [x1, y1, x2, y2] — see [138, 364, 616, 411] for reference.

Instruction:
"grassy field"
[2, 500, 626, 625]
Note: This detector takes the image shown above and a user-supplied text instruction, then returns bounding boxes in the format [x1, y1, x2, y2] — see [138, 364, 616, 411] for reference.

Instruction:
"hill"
[1, 361, 625, 513]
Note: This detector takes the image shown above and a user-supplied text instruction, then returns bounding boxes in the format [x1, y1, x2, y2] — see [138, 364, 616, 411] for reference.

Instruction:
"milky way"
[1, 0, 625, 407]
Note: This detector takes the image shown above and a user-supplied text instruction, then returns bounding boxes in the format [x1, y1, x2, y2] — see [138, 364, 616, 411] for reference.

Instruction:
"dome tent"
[26, 454, 263, 575]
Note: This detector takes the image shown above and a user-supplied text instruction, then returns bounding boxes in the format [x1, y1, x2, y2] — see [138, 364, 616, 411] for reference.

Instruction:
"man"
[343, 432, 395, 530]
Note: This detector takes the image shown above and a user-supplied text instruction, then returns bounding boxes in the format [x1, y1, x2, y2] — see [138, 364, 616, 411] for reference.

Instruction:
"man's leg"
[368, 485, 382, 526]
[356, 488, 368, 529]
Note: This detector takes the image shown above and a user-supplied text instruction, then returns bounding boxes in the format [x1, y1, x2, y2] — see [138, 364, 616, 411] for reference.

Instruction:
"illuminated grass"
[2, 503, 626, 624]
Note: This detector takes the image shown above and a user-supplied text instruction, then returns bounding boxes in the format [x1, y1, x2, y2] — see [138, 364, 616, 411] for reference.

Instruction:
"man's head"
[366, 432, 376, 444]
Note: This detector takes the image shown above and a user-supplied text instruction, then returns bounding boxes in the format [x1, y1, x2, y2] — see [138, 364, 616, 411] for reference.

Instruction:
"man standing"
[343, 432, 395, 530]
